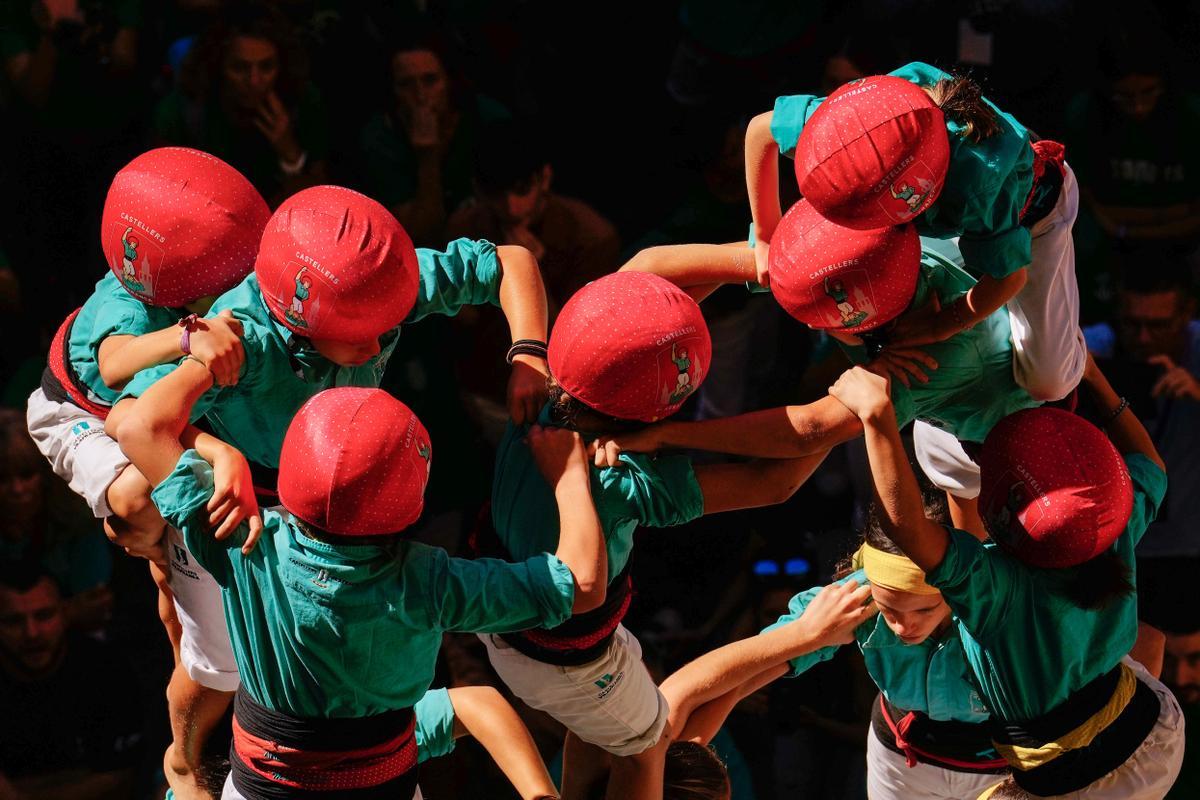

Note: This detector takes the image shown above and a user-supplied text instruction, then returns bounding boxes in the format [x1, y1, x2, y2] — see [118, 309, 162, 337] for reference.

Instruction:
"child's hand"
[867, 347, 938, 388]
[590, 427, 662, 468]
[189, 310, 245, 387]
[508, 356, 549, 425]
[527, 426, 588, 486]
[207, 444, 262, 553]
[754, 239, 771, 288]
[829, 366, 893, 422]
[796, 581, 876, 648]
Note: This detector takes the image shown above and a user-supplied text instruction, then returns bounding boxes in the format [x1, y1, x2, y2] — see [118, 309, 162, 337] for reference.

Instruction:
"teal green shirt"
[67, 273, 181, 406]
[414, 689, 456, 764]
[926, 454, 1167, 722]
[771, 62, 1035, 279]
[492, 408, 705, 582]
[838, 239, 1039, 443]
[762, 571, 990, 723]
[151, 450, 575, 719]
[121, 239, 501, 467]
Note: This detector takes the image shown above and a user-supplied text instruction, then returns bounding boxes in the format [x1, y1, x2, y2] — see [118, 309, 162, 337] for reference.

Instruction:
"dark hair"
[546, 377, 647, 437]
[0, 560, 60, 596]
[924, 76, 1000, 142]
[1047, 552, 1134, 612]
[180, 2, 307, 104]
[664, 741, 731, 800]
[475, 119, 550, 195]
[834, 490, 949, 579]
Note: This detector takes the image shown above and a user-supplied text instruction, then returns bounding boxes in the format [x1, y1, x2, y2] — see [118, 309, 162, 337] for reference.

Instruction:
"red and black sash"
[1019, 139, 1067, 229]
[872, 693, 1009, 774]
[229, 691, 418, 800]
[470, 502, 633, 666]
[41, 308, 112, 419]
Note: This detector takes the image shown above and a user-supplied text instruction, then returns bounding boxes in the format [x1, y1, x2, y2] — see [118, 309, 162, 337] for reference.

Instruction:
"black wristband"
[507, 339, 548, 364]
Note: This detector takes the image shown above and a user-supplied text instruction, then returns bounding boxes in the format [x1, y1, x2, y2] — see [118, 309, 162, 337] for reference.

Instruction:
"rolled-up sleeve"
[408, 238, 502, 322]
[420, 547, 576, 633]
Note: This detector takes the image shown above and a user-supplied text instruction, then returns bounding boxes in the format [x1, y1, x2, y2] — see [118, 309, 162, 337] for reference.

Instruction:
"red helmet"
[979, 408, 1134, 568]
[278, 388, 432, 536]
[101, 148, 270, 306]
[795, 75, 950, 229]
[549, 272, 711, 423]
[255, 186, 419, 343]
[768, 200, 920, 333]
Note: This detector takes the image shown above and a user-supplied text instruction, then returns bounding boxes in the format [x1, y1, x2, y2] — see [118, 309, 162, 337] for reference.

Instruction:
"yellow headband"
[853, 544, 940, 596]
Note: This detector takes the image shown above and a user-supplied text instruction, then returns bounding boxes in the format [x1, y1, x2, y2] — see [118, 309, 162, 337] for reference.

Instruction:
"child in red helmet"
[828, 357, 1184, 798]
[749, 67, 1086, 407]
[118, 375, 606, 800]
[104, 183, 550, 798]
[482, 271, 834, 797]
[27, 147, 269, 555]
[24, 147, 270, 799]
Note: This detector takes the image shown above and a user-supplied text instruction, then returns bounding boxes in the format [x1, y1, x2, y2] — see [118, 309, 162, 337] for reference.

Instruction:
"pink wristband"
[179, 313, 199, 354]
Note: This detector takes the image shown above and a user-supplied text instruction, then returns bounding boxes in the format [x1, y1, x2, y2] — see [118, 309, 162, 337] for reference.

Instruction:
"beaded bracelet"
[1104, 396, 1130, 426]
[507, 339, 548, 364]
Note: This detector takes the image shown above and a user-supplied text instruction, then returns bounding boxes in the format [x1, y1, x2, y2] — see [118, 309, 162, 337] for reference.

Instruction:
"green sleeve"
[957, 225, 1032, 280]
[149, 451, 238, 584]
[414, 545, 575, 634]
[925, 528, 1022, 639]
[771, 94, 824, 158]
[887, 62, 953, 87]
[414, 688, 457, 764]
[597, 454, 705, 528]
[1121, 454, 1168, 550]
[407, 239, 502, 322]
[759, 572, 868, 676]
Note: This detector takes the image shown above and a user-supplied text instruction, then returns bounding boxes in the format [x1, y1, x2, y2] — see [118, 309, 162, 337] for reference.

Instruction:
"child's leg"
[1007, 164, 1088, 402]
[148, 561, 182, 659]
[605, 734, 669, 800]
[164, 668, 234, 800]
[481, 626, 670, 791]
[106, 464, 169, 560]
[164, 529, 241, 800]
[562, 730, 611, 800]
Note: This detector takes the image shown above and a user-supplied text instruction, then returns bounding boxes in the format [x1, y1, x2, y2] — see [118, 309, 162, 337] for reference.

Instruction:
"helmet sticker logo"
[417, 440, 432, 472]
[656, 336, 705, 411]
[983, 473, 1047, 545]
[283, 264, 326, 332]
[876, 160, 939, 223]
[113, 223, 164, 300]
[810, 270, 878, 329]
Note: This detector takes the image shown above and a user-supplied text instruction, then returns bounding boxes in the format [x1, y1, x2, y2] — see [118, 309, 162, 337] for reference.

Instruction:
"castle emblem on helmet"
[824, 276, 870, 328]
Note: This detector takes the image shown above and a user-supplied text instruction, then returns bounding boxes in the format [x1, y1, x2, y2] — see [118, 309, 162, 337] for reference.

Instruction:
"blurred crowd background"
[2, 1, 1200, 798]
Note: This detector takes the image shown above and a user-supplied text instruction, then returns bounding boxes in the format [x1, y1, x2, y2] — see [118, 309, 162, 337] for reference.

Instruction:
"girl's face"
[870, 583, 951, 645]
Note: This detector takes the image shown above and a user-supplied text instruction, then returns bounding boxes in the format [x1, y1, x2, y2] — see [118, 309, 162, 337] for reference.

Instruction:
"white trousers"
[866, 728, 1006, 800]
[481, 624, 669, 757]
[1007, 163, 1088, 403]
[166, 528, 240, 691]
[26, 387, 127, 517]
